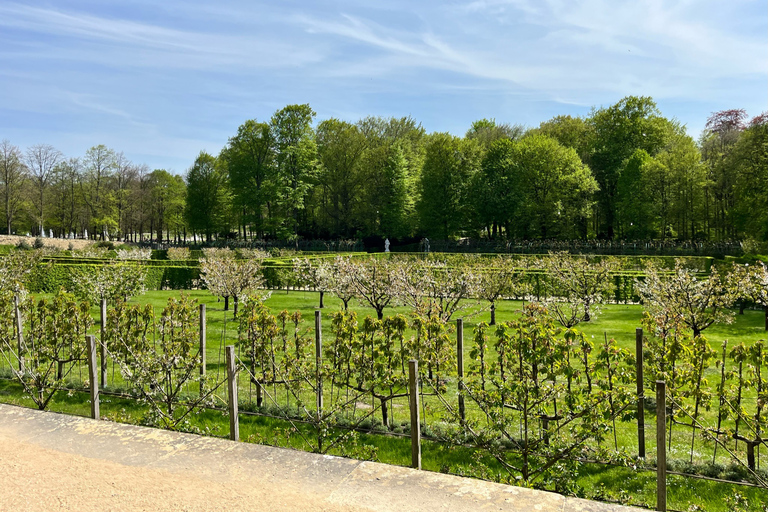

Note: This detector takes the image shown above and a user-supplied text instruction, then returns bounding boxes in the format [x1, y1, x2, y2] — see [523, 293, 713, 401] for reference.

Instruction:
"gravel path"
[0, 404, 641, 512]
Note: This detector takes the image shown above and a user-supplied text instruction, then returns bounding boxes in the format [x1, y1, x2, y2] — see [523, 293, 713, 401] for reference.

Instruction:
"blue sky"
[1, 0, 766, 173]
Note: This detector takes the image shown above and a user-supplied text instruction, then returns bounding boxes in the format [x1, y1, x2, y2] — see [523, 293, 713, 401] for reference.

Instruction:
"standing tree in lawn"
[200, 248, 265, 318]
[110, 295, 222, 429]
[540, 252, 618, 327]
[185, 152, 231, 243]
[638, 259, 736, 338]
[476, 256, 528, 325]
[396, 259, 479, 322]
[349, 257, 399, 320]
[734, 262, 768, 330]
[72, 260, 147, 307]
[293, 257, 331, 308]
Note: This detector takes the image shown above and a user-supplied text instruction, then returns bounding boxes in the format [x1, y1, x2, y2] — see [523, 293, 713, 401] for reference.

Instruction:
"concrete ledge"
[0, 404, 644, 512]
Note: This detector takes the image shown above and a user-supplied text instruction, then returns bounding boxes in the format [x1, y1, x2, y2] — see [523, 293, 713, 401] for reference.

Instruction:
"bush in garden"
[237, 248, 270, 260]
[322, 255, 357, 310]
[346, 256, 399, 320]
[0, 289, 92, 410]
[200, 247, 266, 317]
[462, 303, 633, 485]
[475, 256, 529, 325]
[116, 247, 152, 260]
[71, 260, 147, 306]
[395, 259, 479, 322]
[637, 259, 736, 338]
[167, 247, 191, 261]
[0, 250, 42, 296]
[293, 257, 331, 308]
[72, 246, 110, 259]
[538, 252, 618, 327]
[109, 295, 221, 430]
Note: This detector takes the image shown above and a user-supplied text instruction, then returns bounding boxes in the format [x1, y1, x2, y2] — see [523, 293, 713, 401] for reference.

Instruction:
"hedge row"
[27, 263, 200, 293]
[24, 256, 679, 304]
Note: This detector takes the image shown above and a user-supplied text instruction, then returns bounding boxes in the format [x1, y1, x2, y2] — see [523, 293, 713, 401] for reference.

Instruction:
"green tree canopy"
[221, 119, 276, 238]
[417, 133, 482, 239]
[589, 96, 669, 238]
[185, 152, 231, 242]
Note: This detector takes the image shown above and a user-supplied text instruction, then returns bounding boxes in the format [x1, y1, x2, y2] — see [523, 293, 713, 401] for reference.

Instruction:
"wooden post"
[636, 327, 646, 458]
[199, 304, 206, 395]
[747, 441, 756, 471]
[100, 298, 107, 388]
[315, 310, 323, 416]
[409, 360, 421, 470]
[456, 318, 465, 423]
[14, 294, 24, 372]
[225, 345, 239, 441]
[656, 380, 667, 512]
[87, 335, 100, 420]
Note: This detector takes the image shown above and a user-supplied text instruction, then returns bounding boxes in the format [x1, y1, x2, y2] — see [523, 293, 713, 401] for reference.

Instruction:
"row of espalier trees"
[0, 249, 766, 501]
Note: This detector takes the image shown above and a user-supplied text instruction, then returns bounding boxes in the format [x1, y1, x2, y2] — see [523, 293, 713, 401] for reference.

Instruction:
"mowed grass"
[2, 288, 767, 510]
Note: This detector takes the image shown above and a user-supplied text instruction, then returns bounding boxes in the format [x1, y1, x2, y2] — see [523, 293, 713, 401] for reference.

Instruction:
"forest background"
[1, 96, 766, 248]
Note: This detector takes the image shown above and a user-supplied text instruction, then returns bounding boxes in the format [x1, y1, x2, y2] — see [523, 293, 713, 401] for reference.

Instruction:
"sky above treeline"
[1, 0, 766, 173]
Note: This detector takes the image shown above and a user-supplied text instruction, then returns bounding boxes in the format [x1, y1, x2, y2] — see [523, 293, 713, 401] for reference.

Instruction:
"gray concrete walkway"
[0, 404, 643, 512]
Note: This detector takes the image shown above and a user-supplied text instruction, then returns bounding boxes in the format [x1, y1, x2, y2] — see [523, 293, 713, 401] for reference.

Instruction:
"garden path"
[0, 404, 642, 512]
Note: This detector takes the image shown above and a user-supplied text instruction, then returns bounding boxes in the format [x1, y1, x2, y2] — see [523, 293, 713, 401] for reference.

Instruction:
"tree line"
[2, 97, 766, 244]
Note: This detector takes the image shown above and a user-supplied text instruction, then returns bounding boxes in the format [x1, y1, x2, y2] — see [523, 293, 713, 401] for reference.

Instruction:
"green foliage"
[507, 134, 598, 239]
[732, 117, 768, 241]
[417, 133, 482, 238]
[463, 304, 633, 484]
[220, 119, 276, 238]
[70, 260, 147, 306]
[0, 289, 92, 410]
[25, 262, 199, 293]
[185, 151, 231, 242]
[589, 96, 670, 238]
[109, 294, 218, 429]
[314, 118, 368, 237]
[0, 249, 42, 294]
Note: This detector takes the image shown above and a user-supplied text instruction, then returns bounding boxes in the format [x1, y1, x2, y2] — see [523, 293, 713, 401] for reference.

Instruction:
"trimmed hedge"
[26, 262, 200, 293]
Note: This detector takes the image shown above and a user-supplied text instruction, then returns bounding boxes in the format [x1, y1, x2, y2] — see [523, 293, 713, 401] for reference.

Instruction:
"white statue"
[84, 229, 88, 239]
[384, 238, 390, 253]
[49, 229, 53, 239]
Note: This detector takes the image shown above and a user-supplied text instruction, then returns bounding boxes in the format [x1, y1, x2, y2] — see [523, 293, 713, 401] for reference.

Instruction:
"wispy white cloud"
[0, 3, 323, 70]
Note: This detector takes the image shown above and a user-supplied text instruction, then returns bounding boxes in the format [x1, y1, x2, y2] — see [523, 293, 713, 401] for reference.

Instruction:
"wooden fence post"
[409, 359, 421, 470]
[656, 380, 667, 512]
[87, 335, 100, 420]
[14, 294, 24, 372]
[199, 304, 206, 395]
[100, 298, 107, 388]
[315, 310, 323, 417]
[457, 318, 465, 423]
[636, 327, 645, 458]
[226, 345, 239, 441]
